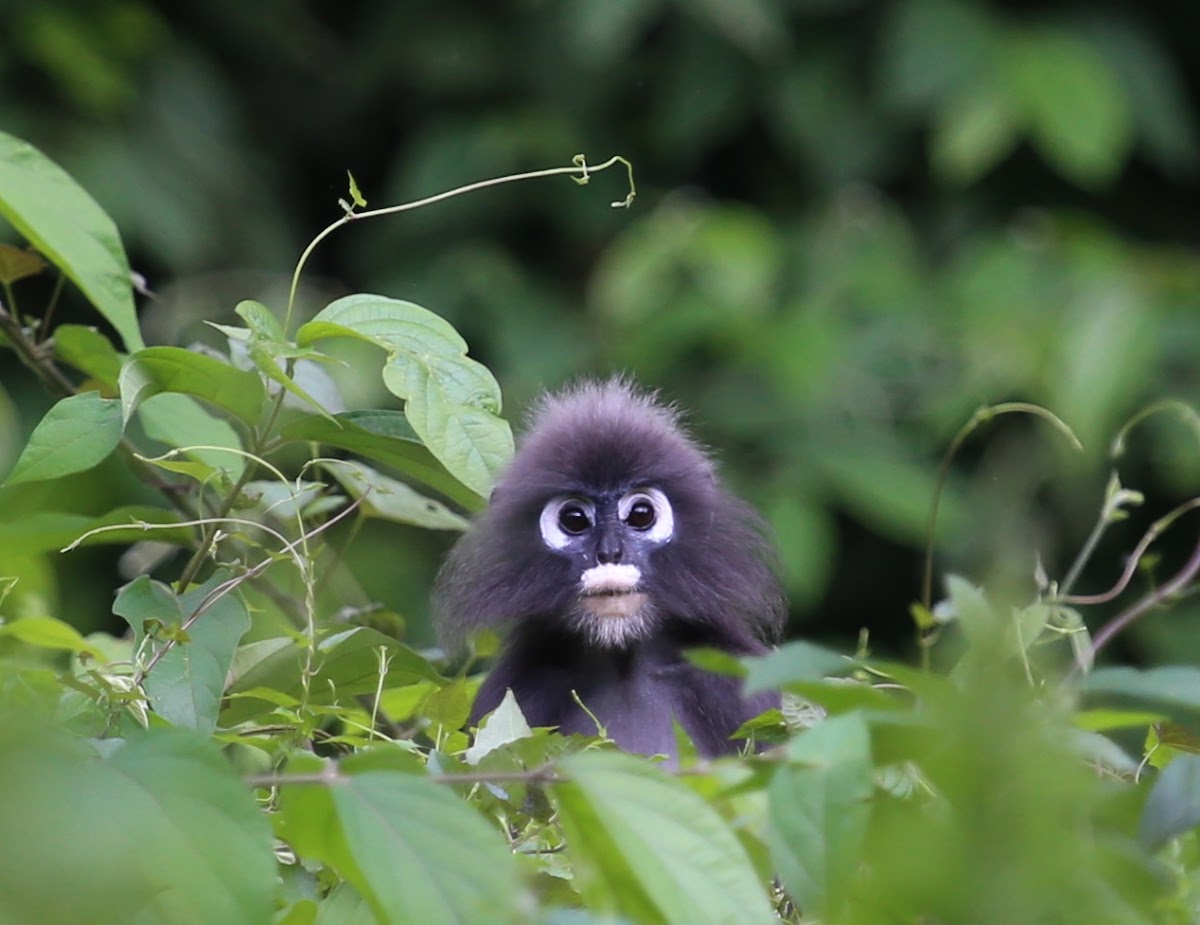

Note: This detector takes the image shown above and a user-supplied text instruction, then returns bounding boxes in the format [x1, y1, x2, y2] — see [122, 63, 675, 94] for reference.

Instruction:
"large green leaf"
[279, 410, 484, 511]
[119, 346, 267, 426]
[2, 391, 123, 486]
[554, 750, 775, 925]
[1141, 754, 1200, 852]
[296, 294, 512, 497]
[768, 712, 874, 917]
[278, 756, 521, 925]
[0, 131, 144, 351]
[114, 572, 251, 734]
[0, 724, 273, 925]
[1080, 667, 1200, 729]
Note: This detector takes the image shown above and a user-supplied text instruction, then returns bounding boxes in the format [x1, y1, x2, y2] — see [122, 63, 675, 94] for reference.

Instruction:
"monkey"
[433, 378, 786, 760]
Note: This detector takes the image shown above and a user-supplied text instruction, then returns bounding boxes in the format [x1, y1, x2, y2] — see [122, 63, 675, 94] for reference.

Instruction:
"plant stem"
[1080, 533, 1200, 668]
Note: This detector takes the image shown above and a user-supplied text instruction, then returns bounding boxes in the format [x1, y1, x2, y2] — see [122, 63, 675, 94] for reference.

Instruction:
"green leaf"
[234, 299, 286, 343]
[278, 760, 520, 925]
[930, 85, 1020, 185]
[0, 131, 144, 350]
[1140, 754, 1200, 851]
[104, 729, 276, 922]
[0, 242, 47, 284]
[555, 750, 775, 925]
[119, 346, 267, 425]
[248, 342, 337, 421]
[53, 324, 123, 389]
[279, 410, 484, 511]
[879, 0, 997, 111]
[346, 171, 367, 208]
[222, 627, 443, 725]
[324, 460, 469, 530]
[0, 724, 273, 925]
[181, 576, 253, 732]
[296, 294, 512, 497]
[465, 689, 533, 765]
[768, 712, 874, 916]
[3, 391, 123, 486]
[0, 505, 190, 554]
[1080, 667, 1200, 728]
[138, 392, 247, 480]
[0, 615, 108, 660]
[115, 573, 250, 734]
[393, 362, 514, 499]
[743, 641, 851, 695]
[1006, 28, 1133, 187]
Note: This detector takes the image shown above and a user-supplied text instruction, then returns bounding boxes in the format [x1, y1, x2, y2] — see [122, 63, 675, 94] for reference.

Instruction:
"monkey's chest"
[556, 671, 681, 758]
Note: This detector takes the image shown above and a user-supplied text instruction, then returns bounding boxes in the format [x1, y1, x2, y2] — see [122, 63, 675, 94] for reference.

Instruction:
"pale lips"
[578, 563, 646, 619]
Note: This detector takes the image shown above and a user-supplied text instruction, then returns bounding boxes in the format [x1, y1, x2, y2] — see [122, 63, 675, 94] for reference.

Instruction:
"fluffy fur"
[433, 378, 786, 759]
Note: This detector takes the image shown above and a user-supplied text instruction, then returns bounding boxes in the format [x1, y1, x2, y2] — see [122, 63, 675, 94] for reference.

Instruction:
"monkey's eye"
[618, 488, 674, 543]
[539, 496, 596, 550]
[558, 503, 592, 535]
[624, 499, 656, 530]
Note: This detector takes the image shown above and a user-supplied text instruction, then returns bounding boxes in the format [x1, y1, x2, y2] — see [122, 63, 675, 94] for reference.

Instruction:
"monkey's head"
[433, 378, 785, 650]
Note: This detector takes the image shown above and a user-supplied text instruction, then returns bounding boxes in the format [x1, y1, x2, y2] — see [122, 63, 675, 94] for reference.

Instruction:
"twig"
[1060, 497, 1200, 606]
[132, 496, 364, 687]
[1080, 533, 1200, 669]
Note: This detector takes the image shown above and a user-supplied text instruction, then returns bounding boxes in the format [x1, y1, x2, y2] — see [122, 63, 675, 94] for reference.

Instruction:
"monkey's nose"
[596, 537, 623, 564]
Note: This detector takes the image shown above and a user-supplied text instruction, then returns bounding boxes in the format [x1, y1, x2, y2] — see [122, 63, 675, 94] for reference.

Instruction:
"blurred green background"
[1, 0, 1198, 663]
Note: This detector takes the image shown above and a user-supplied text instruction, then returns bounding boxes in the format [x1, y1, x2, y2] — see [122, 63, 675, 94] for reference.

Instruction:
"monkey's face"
[537, 486, 674, 647]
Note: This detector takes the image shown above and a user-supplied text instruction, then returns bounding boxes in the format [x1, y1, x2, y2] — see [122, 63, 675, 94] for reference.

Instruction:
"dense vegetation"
[2, 2, 1200, 922]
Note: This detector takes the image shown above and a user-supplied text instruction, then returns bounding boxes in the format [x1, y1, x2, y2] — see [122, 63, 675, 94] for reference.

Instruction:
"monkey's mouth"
[578, 564, 647, 619]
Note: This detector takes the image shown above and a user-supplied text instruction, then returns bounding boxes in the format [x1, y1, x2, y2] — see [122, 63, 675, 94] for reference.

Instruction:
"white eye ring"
[539, 497, 594, 550]
[617, 488, 674, 544]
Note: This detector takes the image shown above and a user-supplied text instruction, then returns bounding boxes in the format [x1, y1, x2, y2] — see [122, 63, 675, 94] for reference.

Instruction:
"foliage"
[2, 131, 1200, 925]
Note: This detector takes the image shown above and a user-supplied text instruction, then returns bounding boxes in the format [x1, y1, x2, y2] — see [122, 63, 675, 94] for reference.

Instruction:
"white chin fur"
[571, 564, 652, 647]
[579, 563, 641, 593]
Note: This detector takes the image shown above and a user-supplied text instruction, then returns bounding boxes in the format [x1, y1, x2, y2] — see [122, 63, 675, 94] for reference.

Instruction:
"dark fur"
[433, 379, 786, 759]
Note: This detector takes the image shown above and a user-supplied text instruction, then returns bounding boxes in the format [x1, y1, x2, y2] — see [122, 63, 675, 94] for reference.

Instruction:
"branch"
[1083, 532, 1200, 666]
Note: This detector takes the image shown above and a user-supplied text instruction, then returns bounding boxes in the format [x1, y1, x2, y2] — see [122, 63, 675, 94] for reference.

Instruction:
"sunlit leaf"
[464, 689, 533, 765]
[0, 131, 144, 350]
[297, 294, 512, 497]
